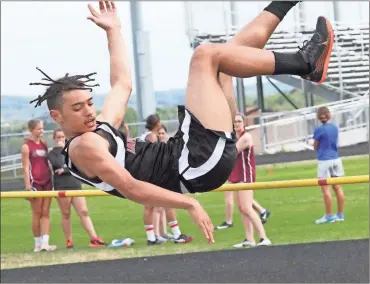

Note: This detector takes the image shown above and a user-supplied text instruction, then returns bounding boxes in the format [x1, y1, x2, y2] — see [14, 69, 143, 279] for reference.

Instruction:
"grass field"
[1, 156, 369, 269]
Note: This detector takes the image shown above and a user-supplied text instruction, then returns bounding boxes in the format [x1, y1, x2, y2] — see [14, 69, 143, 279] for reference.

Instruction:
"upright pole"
[130, 0, 156, 125]
[230, 1, 246, 115]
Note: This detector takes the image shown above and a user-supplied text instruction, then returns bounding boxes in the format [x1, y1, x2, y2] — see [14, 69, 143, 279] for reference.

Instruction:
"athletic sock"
[34, 236, 42, 248]
[264, 1, 300, 21]
[168, 221, 181, 239]
[41, 234, 49, 246]
[272, 52, 310, 76]
[144, 225, 156, 242]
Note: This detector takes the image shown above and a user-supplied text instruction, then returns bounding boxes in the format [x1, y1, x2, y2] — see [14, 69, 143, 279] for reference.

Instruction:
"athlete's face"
[50, 89, 97, 137]
[157, 128, 167, 142]
[233, 115, 244, 132]
[30, 122, 44, 139]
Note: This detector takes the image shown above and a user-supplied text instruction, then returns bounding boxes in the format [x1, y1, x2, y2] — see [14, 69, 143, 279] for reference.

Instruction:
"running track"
[1, 239, 368, 283]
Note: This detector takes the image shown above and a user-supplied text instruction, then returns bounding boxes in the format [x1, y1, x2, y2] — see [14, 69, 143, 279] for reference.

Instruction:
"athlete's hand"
[87, 0, 121, 31]
[187, 200, 215, 244]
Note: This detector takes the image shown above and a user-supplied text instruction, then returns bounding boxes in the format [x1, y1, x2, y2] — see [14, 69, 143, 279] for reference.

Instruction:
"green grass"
[1, 156, 369, 269]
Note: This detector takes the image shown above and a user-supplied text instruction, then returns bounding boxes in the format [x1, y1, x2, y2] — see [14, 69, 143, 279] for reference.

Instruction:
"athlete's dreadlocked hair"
[29, 67, 100, 110]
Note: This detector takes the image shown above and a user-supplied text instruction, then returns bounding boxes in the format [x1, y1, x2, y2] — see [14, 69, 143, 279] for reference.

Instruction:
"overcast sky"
[1, 1, 368, 96]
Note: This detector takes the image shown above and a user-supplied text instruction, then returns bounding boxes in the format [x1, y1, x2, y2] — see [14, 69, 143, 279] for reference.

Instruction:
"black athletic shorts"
[172, 106, 237, 193]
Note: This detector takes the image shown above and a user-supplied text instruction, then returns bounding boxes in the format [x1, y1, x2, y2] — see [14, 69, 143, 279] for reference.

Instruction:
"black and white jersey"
[62, 106, 237, 197]
[62, 121, 128, 198]
[62, 121, 182, 197]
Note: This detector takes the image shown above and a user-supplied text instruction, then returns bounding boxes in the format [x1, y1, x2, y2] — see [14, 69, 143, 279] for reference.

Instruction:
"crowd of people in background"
[20, 106, 345, 252]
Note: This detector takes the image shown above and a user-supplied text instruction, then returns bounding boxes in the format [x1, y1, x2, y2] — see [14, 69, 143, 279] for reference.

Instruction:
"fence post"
[12, 159, 16, 178]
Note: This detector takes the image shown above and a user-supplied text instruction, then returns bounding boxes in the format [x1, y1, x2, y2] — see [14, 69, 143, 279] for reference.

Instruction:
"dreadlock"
[29, 67, 100, 110]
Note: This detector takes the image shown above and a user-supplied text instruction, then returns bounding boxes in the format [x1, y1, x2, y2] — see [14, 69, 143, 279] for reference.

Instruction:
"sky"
[1, 1, 369, 96]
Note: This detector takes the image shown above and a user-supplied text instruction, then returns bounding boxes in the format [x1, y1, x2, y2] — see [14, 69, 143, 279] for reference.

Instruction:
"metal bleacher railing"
[247, 95, 369, 154]
[188, 21, 369, 99]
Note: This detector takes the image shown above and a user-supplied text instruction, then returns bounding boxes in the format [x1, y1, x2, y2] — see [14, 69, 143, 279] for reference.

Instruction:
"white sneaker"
[40, 244, 57, 251]
[156, 235, 168, 243]
[164, 233, 174, 240]
[233, 240, 256, 248]
[256, 238, 272, 246]
[315, 215, 336, 224]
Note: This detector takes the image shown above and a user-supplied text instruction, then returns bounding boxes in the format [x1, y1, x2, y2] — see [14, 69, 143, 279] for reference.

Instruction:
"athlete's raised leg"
[185, 8, 333, 132]
[219, 1, 299, 120]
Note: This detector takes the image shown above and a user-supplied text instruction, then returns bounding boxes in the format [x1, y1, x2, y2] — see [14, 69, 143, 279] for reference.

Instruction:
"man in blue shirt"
[313, 106, 345, 224]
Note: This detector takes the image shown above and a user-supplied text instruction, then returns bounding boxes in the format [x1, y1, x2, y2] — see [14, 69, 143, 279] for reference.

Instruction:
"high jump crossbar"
[0, 175, 368, 199]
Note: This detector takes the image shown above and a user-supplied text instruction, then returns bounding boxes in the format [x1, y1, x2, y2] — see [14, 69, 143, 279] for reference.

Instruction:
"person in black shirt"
[48, 129, 105, 248]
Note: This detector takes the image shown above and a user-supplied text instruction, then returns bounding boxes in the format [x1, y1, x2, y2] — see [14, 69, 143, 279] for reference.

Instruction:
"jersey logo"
[32, 149, 47, 157]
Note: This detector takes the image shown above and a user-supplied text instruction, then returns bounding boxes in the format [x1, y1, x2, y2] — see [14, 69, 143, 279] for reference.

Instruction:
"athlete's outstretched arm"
[69, 133, 215, 243]
[88, 0, 132, 128]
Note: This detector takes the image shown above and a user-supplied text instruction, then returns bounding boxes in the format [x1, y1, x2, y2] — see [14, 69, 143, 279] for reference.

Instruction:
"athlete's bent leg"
[185, 16, 334, 132]
[218, 3, 294, 119]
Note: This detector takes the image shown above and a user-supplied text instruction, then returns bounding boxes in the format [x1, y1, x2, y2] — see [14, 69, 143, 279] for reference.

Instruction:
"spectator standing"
[21, 119, 56, 252]
[48, 128, 106, 248]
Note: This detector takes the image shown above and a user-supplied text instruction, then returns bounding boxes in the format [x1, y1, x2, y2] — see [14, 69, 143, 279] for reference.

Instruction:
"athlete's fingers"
[105, 1, 112, 12]
[99, 0, 106, 13]
[88, 4, 99, 17]
[111, 0, 116, 11]
[199, 220, 210, 243]
[205, 220, 215, 244]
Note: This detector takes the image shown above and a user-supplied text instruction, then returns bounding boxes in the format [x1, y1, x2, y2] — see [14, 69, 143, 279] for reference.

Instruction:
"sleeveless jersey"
[62, 121, 182, 197]
[25, 139, 51, 185]
[228, 132, 256, 183]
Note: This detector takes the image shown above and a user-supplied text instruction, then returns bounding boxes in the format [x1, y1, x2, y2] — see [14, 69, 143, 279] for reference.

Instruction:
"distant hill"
[1, 82, 294, 122]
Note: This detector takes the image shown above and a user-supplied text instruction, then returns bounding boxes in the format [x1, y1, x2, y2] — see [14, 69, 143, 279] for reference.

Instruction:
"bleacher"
[191, 22, 369, 97]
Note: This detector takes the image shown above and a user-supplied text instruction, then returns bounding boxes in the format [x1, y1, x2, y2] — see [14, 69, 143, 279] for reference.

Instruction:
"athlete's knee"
[60, 207, 70, 219]
[41, 209, 50, 219]
[32, 209, 42, 219]
[321, 187, 331, 198]
[237, 203, 253, 217]
[78, 208, 89, 218]
[190, 43, 218, 68]
[332, 184, 343, 194]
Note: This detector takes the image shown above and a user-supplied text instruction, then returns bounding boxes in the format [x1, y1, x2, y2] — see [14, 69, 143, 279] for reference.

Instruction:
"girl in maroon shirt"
[21, 119, 56, 252]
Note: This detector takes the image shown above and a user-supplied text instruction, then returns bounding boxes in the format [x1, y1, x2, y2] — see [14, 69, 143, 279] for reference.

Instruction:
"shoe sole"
[233, 244, 256, 248]
[317, 17, 334, 84]
[315, 220, 336, 224]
